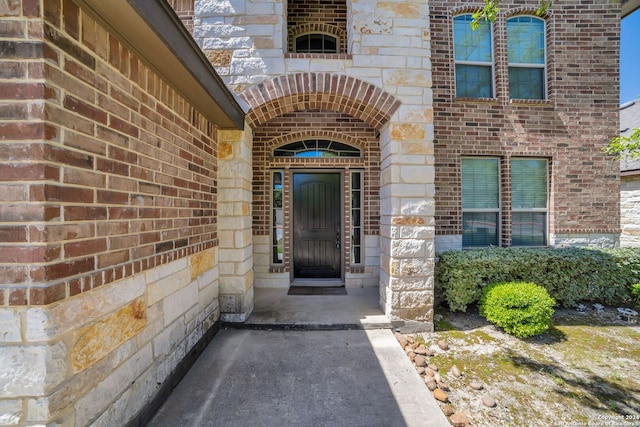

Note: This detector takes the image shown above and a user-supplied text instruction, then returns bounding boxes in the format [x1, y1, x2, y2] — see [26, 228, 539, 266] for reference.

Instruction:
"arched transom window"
[273, 139, 361, 158]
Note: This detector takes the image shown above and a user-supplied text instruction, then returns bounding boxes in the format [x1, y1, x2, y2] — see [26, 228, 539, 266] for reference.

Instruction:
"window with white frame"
[507, 16, 546, 100]
[453, 14, 494, 98]
[511, 158, 548, 246]
[462, 158, 500, 247]
[295, 33, 338, 53]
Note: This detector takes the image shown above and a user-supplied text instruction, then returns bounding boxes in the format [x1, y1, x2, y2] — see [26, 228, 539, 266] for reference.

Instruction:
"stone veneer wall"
[1, 1, 223, 424]
[194, 0, 436, 328]
[430, 0, 621, 251]
[621, 175, 640, 247]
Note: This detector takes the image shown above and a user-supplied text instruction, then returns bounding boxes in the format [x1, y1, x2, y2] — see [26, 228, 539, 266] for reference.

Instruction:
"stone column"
[217, 126, 254, 322]
[379, 117, 436, 333]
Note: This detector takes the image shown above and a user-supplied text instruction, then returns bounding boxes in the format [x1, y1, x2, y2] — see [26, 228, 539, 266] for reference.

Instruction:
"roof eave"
[622, 0, 640, 17]
[73, 0, 245, 130]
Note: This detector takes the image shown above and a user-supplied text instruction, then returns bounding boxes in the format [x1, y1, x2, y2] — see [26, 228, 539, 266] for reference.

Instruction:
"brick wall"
[287, 0, 347, 53]
[0, 1, 225, 425]
[170, 0, 195, 33]
[430, 0, 621, 249]
[252, 110, 380, 275]
[1, 0, 219, 307]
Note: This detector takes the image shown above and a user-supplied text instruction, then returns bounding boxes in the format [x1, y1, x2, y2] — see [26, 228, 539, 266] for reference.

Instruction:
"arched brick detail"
[288, 23, 346, 53]
[268, 130, 365, 152]
[240, 73, 401, 130]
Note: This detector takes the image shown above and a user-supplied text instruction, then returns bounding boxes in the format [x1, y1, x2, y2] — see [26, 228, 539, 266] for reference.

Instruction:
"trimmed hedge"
[633, 283, 640, 308]
[480, 282, 555, 339]
[435, 247, 640, 312]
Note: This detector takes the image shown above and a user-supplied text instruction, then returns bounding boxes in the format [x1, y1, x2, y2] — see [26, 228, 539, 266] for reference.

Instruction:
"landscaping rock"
[405, 349, 416, 362]
[416, 366, 425, 375]
[425, 378, 438, 391]
[437, 381, 450, 391]
[438, 340, 449, 351]
[482, 396, 497, 408]
[433, 372, 442, 384]
[394, 332, 408, 348]
[470, 381, 484, 390]
[433, 388, 449, 402]
[449, 412, 470, 427]
[414, 355, 427, 367]
[451, 365, 462, 378]
[414, 345, 428, 355]
[428, 364, 439, 372]
[425, 368, 435, 377]
[441, 404, 455, 417]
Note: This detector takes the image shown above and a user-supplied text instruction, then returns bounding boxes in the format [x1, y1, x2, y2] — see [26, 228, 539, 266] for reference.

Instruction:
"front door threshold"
[291, 278, 344, 288]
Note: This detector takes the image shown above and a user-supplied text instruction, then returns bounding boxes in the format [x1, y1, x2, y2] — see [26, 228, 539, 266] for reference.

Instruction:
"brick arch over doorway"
[239, 72, 401, 130]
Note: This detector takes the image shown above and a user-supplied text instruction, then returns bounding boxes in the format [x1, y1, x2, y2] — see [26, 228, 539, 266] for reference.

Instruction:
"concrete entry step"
[233, 287, 393, 330]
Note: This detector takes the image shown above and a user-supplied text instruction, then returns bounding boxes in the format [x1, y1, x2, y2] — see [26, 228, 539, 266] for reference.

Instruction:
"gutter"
[73, 0, 246, 129]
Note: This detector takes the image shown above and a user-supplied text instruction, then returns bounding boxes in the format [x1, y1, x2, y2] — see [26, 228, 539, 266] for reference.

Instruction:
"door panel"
[293, 173, 341, 278]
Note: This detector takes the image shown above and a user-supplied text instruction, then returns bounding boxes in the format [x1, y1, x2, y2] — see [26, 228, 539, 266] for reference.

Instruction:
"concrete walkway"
[147, 288, 449, 427]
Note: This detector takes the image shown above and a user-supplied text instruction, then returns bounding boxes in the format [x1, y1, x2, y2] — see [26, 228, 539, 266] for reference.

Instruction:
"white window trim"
[506, 15, 547, 100]
[461, 157, 502, 248]
[510, 157, 549, 247]
[453, 14, 496, 99]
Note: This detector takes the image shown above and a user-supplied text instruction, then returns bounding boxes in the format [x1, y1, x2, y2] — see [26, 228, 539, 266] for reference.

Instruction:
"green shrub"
[479, 282, 555, 339]
[632, 283, 640, 308]
[436, 247, 640, 312]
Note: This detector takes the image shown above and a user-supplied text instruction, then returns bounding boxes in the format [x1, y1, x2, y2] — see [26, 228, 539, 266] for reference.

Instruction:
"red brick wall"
[0, 0, 218, 305]
[287, 0, 348, 53]
[252, 111, 380, 272]
[169, 0, 195, 33]
[430, 0, 621, 244]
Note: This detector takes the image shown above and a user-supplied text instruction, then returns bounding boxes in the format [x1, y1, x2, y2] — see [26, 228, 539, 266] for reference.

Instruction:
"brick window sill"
[454, 97, 499, 104]
[509, 98, 553, 106]
[285, 53, 352, 60]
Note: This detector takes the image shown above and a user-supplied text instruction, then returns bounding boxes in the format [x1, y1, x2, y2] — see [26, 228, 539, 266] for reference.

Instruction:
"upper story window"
[295, 33, 338, 53]
[453, 14, 494, 98]
[287, 0, 347, 54]
[274, 140, 361, 158]
[507, 16, 546, 100]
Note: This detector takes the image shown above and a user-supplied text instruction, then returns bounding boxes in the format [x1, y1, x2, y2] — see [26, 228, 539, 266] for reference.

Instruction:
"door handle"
[336, 230, 340, 249]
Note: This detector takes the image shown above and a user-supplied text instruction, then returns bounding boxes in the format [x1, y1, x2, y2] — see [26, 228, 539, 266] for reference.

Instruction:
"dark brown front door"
[293, 173, 341, 278]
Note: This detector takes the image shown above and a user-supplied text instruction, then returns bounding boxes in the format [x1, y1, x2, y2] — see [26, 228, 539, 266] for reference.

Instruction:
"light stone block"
[383, 69, 431, 88]
[74, 343, 153, 427]
[202, 36, 253, 50]
[195, 23, 246, 38]
[0, 309, 21, 343]
[145, 258, 188, 284]
[196, 0, 245, 16]
[390, 239, 426, 258]
[0, 342, 67, 397]
[198, 281, 219, 312]
[71, 299, 146, 373]
[147, 267, 191, 306]
[0, 399, 23, 425]
[26, 275, 145, 342]
[197, 267, 219, 290]
[352, 54, 406, 68]
[400, 198, 435, 216]
[218, 246, 253, 263]
[163, 281, 199, 327]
